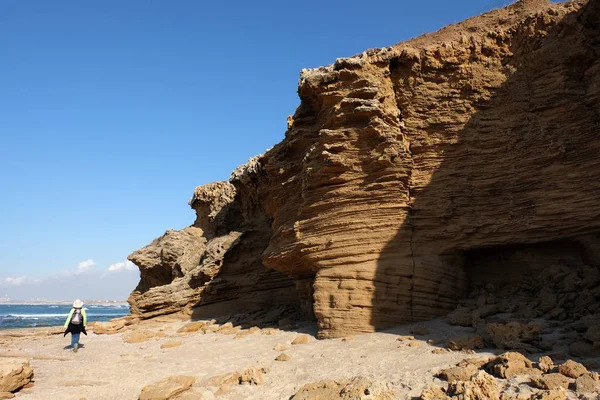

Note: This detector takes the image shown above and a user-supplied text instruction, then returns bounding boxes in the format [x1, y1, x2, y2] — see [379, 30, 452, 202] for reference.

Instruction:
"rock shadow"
[372, 0, 600, 332]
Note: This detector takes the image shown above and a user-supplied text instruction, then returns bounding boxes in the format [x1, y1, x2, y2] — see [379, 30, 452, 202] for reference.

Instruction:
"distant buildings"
[0, 295, 10, 303]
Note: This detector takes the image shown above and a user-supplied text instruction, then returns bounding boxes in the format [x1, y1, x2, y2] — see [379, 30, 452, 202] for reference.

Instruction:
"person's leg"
[70, 333, 76, 347]
[72, 333, 80, 352]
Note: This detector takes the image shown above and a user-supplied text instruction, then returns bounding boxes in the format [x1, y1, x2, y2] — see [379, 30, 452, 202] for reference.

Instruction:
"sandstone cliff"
[128, 0, 600, 339]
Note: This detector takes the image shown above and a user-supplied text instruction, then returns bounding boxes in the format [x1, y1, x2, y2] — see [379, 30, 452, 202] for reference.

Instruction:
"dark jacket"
[63, 308, 87, 336]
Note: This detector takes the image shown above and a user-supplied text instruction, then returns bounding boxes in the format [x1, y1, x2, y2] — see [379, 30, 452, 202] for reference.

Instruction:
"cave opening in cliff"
[458, 238, 600, 320]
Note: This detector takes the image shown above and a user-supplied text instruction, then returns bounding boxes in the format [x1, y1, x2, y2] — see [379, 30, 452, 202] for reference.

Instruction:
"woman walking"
[63, 299, 87, 352]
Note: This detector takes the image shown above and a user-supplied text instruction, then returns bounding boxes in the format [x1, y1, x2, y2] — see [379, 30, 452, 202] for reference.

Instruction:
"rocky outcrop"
[128, 180, 300, 321]
[129, 0, 600, 339]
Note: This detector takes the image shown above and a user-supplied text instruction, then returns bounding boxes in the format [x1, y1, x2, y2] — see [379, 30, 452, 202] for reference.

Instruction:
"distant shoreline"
[0, 301, 128, 306]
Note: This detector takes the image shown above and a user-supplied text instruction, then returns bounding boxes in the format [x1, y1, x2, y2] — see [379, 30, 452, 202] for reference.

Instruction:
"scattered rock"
[447, 370, 499, 400]
[290, 377, 393, 400]
[558, 360, 588, 378]
[160, 341, 183, 349]
[396, 336, 415, 341]
[177, 321, 211, 333]
[437, 364, 479, 383]
[138, 376, 196, 400]
[291, 334, 311, 345]
[537, 356, 554, 373]
[273, 344, 289, 351]
[261, 328, 280, 336]
[530, 373, 571, 390]
[215, 384, 232, 396]
[432, 348, 450, 354]
[275, 353, 291, 361]
[447, 335, 484, 351]
[92, 320, 126, 335]
[234, 327, 260, 339]
[0, 358, 34, 393]
[486, 322, 541, 350]
[203, 368, 269, 387]
[575, 373, 598, 394]
[486, 352, 540, 379]
[123, 330, 165, 344]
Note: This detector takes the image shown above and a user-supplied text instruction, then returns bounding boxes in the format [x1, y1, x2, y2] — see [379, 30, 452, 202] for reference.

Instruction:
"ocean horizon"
[0, 303, 129, 329]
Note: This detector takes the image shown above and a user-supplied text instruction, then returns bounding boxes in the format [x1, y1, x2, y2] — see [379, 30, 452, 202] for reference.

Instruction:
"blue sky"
[0, 0, 517, 300]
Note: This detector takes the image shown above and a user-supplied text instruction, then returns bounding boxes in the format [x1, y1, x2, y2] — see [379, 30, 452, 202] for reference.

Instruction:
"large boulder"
[0, 359, 33, 393]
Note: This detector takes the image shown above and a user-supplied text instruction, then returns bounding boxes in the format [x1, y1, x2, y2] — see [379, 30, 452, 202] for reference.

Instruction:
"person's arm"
[63, 309, 74, 328]
[82, 309, 87, 326]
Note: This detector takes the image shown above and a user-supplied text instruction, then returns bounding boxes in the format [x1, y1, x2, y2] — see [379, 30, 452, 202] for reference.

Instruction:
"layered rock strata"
[128, 0, 600, 338]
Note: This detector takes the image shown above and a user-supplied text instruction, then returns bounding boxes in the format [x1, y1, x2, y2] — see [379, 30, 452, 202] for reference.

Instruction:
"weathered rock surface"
[0, 359, 33, 393]
[128, 0, 600, 339]
[128, 181, 300, 321]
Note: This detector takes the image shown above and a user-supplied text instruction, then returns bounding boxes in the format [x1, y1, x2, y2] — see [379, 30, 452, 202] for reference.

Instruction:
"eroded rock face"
[128, 179, 300, 320]
[129, 0, 600, 338]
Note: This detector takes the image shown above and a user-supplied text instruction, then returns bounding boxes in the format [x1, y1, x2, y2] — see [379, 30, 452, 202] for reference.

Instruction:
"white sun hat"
[73, 299, 84, 309]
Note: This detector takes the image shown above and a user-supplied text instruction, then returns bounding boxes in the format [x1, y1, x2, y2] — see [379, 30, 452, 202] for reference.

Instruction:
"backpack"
[71, 309, 82, 325]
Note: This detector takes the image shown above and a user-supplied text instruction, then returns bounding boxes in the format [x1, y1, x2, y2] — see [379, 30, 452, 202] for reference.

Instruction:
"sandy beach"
[1, 318, 498, 400]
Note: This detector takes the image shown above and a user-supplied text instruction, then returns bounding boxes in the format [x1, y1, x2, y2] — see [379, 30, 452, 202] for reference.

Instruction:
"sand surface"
[1, 319, 498, 399]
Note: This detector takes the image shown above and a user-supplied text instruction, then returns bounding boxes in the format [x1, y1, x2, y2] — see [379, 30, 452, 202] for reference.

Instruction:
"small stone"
[537, 356, 554, 373]
[447, 335, 484, 351]
[432, 348, 450, 354]
[160, 341, 183, 349]
[177, 321, 209, 333]
[558, 359, 588, 378]
[273, 344, 289, 351]
[437, 365, 478, 383]
[408, 341, 422, 347]
[486, 352, 541, 379]
[396, 335, 415, 341]
[139, 376, 196, 400]
[261, 328, 280, 336]
[291, 334, 311, 345]
[446, 371, 498, 400]
[216, 384, 233, 396]
[275, 353, 291, 361]
[530, 373, 571, 390]
[575, 373, 598, 394]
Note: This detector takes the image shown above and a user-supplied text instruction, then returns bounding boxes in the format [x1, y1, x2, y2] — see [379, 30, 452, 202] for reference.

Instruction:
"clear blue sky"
[0, 0, 516, 300]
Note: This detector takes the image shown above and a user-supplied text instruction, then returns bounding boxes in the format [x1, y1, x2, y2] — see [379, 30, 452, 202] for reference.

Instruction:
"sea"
[0, 303, 129, 329]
